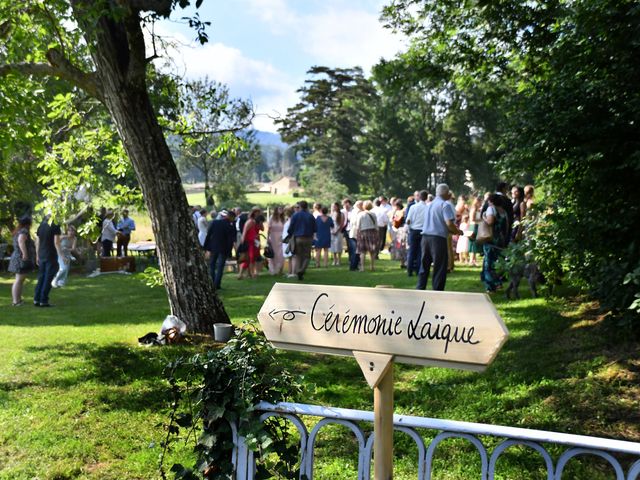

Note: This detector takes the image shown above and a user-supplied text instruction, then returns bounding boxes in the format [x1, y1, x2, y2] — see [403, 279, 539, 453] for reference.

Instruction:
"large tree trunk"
[73, 2, 229, 333]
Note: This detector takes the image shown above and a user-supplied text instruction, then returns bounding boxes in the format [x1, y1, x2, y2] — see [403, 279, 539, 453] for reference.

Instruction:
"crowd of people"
[7, 214, 78, 307]
[7, 206, 135, 307]
[5, 181, 534, 306]
[197, 180, 535, 292]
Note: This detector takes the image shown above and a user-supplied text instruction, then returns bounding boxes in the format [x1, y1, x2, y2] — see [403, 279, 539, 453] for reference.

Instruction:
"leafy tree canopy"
[382, 0, 640, 319]
[0, 0, 232, 332]
[277, 66, 376, 194]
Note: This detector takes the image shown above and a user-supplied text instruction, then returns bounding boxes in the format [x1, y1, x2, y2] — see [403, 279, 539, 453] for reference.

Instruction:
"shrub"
[161, 325, 303, 479]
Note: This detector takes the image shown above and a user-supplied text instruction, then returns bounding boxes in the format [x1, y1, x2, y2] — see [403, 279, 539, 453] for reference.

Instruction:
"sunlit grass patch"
[1, 257, 638, 478]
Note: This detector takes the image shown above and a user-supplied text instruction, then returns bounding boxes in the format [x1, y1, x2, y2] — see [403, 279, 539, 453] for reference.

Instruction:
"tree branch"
[46, 49, 104, 102]
[166, 111, 256, 137]
[129, 0, 173, 17]
[0, 55, 104, 103]
[166, 122, 255, 137]
[40, 3, 68, 60]
[0, 61, 58, 78]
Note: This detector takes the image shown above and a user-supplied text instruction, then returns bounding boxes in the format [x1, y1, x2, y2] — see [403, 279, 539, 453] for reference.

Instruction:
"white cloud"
[150, 25, 299, 132]
[181, 42, 287, 89]
[152, 2, 406, 132]
[243, 1, 404, 71]
[250, 89, 301, 132]
[245, 0, 297, 32]
[300, 9, 403, 71]
[179, 43, 300, 132]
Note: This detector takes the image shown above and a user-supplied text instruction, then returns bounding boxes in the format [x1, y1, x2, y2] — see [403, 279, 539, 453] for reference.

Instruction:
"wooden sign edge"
[481, 293, 510, 365]
[268, 281, 506, 299]
[268, 341, 488, 372]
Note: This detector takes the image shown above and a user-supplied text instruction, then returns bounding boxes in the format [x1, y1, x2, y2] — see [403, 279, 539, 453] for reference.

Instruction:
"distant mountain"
[253, 130, 288, 148]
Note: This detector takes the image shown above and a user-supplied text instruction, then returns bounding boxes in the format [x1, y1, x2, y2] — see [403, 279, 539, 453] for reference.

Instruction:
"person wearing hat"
[203, 209, 237, 290]
[416, 183, 463, 291]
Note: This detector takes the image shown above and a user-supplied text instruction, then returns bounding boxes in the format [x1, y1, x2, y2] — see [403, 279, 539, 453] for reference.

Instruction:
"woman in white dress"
[197, 208, 209, 247]
[267, 207, 285, 275]
[329, 202, 344, 266]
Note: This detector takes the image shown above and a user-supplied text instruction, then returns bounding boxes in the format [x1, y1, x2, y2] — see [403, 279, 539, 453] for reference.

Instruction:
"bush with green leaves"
[381, 0, 640, 327]
[161, 326, 303, 480]
[495, 207, 562, 295]
[141, 266, 165, 288]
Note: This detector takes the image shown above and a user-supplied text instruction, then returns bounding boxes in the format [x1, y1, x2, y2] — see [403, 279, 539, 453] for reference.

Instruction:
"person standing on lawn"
[203, 209, 236, 290]
[416, 184, 463, 291]
[287, 200, 316, 280]
[405, 190, 428, 277]
[51, 224, 78, 288]
[101, 210, 117, 257]
[33, 214, 62, 307]
[116, 209, 136, 257]
[8, 216, 36, 306]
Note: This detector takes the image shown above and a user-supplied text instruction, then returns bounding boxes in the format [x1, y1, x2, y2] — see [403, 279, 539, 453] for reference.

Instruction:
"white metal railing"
[232, 401, 640, 480]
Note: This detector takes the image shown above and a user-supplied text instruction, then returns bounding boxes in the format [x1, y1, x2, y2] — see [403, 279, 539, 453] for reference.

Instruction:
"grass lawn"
[1, 257, 638, 479]
[133, 190, 310, 243]
[184, 190, 308, 210]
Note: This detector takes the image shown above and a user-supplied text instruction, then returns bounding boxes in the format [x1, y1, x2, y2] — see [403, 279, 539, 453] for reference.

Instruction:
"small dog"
[506, 262, 545, 299]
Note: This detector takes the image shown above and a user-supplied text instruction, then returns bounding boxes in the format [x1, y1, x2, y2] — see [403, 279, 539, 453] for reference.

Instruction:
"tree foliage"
[278, 60, 499, 198]
[277, 66, 376, 194]
[0, 0, 231, 332]
[383, 0, 640, 320]
[175, 78, 259, 208]
[162, 326, 303, 479]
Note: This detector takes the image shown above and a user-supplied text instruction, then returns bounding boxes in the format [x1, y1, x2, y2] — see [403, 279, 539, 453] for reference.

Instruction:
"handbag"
[475, 219, 493, 245]
[285, 236, 295, 255]
[18, 258, 34, 272]
[263, 243, 274, 259]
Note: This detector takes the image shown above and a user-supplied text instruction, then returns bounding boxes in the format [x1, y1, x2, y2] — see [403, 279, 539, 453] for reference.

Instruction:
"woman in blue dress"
[314, 206, 334, 268]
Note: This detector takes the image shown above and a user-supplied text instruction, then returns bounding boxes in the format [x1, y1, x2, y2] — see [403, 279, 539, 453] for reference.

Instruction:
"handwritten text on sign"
[258, 284, 509, 371]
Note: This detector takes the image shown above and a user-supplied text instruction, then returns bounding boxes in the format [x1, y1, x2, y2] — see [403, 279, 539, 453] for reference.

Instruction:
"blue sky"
[157, 0, 405, 131]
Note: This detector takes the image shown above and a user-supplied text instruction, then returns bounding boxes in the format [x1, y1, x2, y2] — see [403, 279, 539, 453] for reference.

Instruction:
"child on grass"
[456, 214, 470, 264]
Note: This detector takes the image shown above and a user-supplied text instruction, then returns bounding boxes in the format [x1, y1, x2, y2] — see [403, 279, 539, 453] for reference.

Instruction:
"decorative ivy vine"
[160, 325, 304, 479]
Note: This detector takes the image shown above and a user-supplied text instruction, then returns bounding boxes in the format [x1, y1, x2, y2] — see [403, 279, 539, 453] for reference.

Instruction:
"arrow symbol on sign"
[268, 308, 307, 322]
[268, 308, 307, 332]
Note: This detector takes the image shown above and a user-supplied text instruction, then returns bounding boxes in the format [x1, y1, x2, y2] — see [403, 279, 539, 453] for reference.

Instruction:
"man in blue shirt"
[416, 184, 463, 291]
[116, 209, 136, 257]
[203, 210, 237, 290]
[405, 190, 429, 277]
[287, 200, 316, 280]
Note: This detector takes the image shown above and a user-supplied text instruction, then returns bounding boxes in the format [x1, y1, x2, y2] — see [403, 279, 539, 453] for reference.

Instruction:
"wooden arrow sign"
[257, 283, 509, 372]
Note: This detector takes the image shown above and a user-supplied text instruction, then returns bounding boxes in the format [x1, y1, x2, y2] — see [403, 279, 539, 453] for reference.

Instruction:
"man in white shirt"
[372, 199, 389, 257]
[405, 190, 428, 276]
[347, 200, 363, 270]
[342, 198, 359, 271]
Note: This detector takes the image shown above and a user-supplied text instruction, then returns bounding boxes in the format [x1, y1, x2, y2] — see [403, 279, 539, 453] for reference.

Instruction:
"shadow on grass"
[280, 299, 640, 442]
[4, 342, 192, 413]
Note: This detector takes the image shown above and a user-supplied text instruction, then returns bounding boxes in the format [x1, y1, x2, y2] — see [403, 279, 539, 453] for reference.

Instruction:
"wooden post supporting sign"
[374, 357, 394, 480]
[354, 350, 395, 478]
[258, 283, 509, 479]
